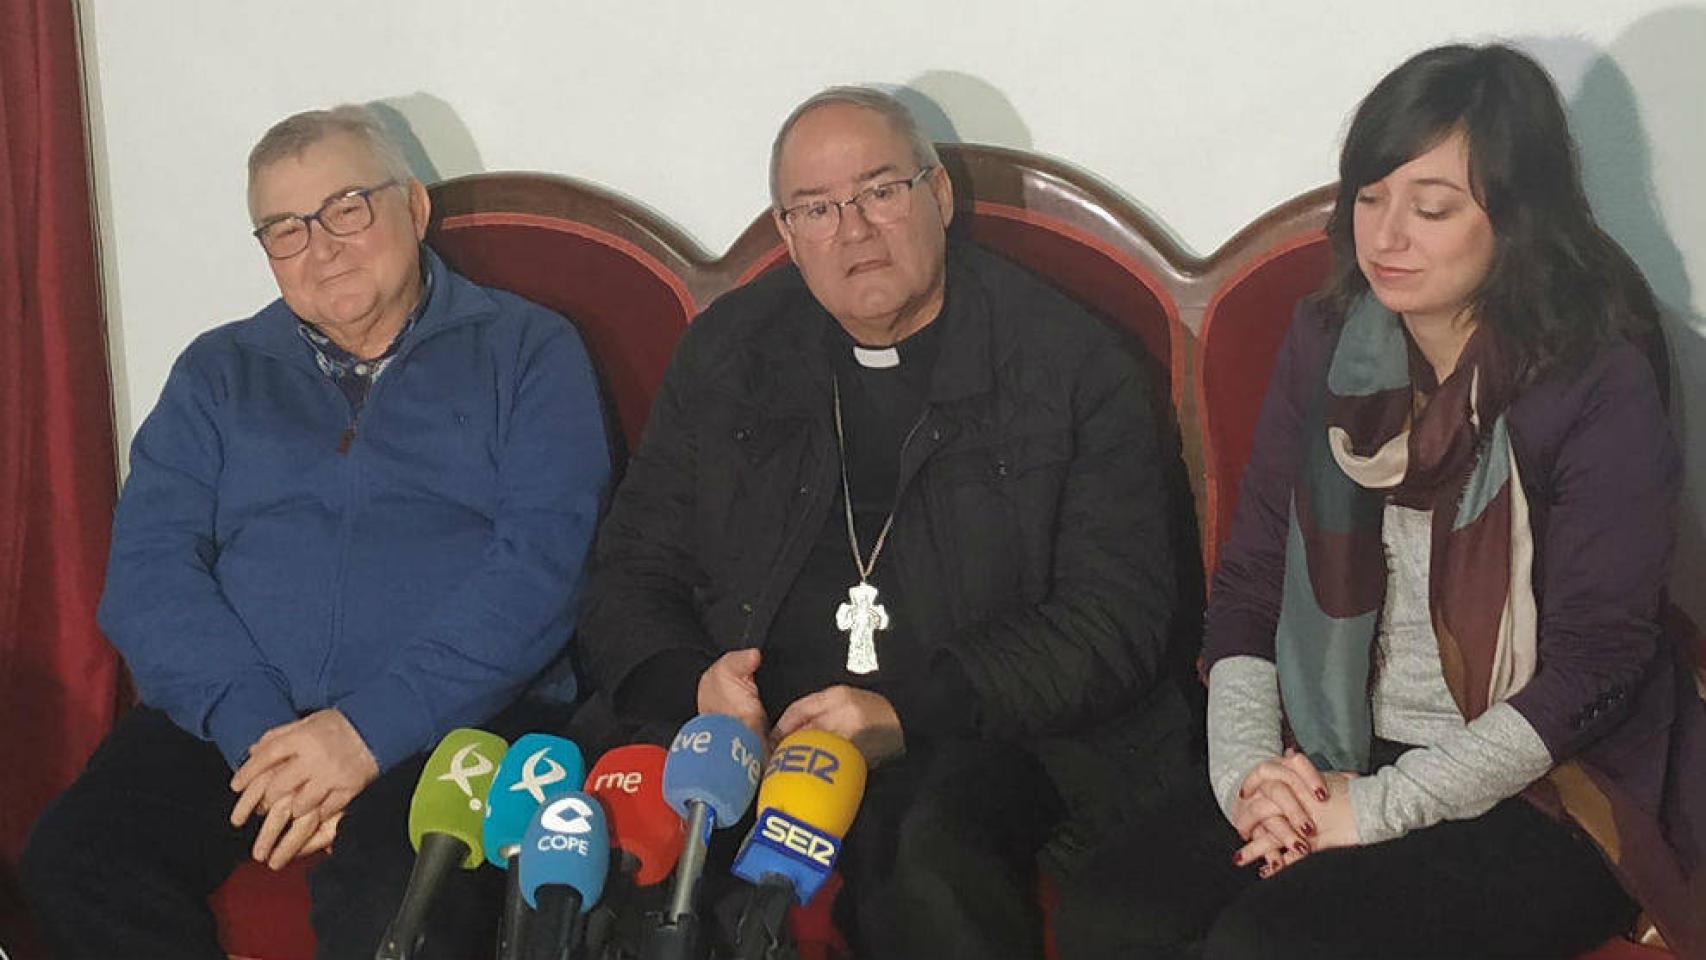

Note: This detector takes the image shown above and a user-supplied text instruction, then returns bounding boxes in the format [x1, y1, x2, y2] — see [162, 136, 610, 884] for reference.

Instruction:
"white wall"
[81, 0, 1706, 608]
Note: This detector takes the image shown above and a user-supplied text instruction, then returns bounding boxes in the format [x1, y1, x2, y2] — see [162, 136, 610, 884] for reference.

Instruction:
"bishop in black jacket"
[573, 86, 1196, 960]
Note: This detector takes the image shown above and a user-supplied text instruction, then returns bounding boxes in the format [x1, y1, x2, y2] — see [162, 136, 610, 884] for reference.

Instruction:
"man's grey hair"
[247, 104, 413, 195]
[768, 86, 940, 208]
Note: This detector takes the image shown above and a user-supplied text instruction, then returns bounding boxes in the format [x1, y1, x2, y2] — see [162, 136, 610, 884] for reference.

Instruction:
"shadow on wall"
[893, 70, 1035, 149]
[893, 72, 1030, 219]
[892, 70, 1192, 256]
[367, 93, 486, 184]
[1557, 10, 1706, 622]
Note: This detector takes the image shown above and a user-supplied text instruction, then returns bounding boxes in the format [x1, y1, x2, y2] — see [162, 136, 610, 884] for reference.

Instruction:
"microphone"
[375, 728, 509, 960]
[518, 789, 611, 960]
[729, 730, 867, 960]
[641, 714, 764, 960]
[582, 745, 685, 958]
[486, 734, 587, 960]
[586, 745, 684, 887]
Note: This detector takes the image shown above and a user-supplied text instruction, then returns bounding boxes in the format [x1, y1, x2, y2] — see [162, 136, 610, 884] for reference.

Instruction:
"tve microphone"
[375, 728, 509, 960]
[582, 745, 685, 959]
[641, 714, 764, 960]
[518, 789, 610, 960]
[486, 734, 586, 960]
[730, 730, 867, 960]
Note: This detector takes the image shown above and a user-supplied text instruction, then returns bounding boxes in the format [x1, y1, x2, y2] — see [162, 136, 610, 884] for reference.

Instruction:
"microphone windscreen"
[660, 714, 764, 828]
[519, 789, 610, 911]
[585, 744, 684, 886]
[732, 730, 867, 904]
[408, 728, 509, 868]
[756, 730, 867, 837]
[483, 733, 587, 868]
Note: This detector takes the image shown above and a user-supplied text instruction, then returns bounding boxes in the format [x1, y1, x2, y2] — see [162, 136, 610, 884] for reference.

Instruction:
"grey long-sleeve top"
[1207, 504, 1553, 843]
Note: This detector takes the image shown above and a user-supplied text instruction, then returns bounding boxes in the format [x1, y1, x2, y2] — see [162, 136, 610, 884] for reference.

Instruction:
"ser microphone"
[729, 730, 867, 960]
[485, 734, 587, 960]
[641, 714, 764, 960]
[375, 728, 509, 960]
[518, 789, 611, 960]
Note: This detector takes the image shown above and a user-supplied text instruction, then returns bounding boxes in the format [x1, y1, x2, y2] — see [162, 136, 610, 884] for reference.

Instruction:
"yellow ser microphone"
[729, 729, 868, 960]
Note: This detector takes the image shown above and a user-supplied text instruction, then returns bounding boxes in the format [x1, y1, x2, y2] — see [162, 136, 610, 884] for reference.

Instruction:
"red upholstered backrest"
[1196, 234, 1331, 573]
[963, 205, 1176, 379]
[429, 215, 695, 452]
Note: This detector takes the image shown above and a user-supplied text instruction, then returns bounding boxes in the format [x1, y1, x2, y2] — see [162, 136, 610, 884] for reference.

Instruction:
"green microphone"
[375, 728, 509, 960]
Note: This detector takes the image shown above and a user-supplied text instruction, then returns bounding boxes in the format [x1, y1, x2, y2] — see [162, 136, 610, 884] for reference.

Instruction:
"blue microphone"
[518, 789, 610, 960]
[643, 714, 764, 960]
[484, 734, 585, 960]
[487, 734, 587, 866]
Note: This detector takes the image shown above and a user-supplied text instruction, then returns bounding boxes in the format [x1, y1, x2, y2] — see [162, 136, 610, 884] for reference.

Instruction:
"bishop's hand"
[772, 685, 905, 766]
[698, 648, 768, 742]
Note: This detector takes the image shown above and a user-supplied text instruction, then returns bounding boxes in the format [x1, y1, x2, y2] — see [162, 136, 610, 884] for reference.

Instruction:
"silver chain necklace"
[830, 375, 925, 674]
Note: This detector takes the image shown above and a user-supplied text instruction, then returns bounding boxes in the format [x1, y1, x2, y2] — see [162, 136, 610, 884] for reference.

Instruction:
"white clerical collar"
[852, 344, 901, 369]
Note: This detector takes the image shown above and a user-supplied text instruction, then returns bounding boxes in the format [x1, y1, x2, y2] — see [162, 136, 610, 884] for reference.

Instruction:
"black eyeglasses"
[779, 166, 935, 240]
[252, 180, 400, 259]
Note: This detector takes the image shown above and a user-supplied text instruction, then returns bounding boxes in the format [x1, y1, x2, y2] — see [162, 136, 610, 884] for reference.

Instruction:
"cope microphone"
[485, 734, 587, 960]
[518, 789, 610, 960]
[582, 745, 685, 958]
[641, 714, 764, 960]
[375, 728, 509, 960]
[729, 730, 867, 960]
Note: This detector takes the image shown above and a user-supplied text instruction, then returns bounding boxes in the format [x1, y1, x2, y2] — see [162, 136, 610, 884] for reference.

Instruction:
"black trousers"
[700, 738, 1153, 960]
[20, 706, 516, 960]
[1054, 767, 1638, 960]
[833, 740, 1062, 960]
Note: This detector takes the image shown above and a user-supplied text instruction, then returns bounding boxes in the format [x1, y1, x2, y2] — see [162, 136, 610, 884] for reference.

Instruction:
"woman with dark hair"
[1057, 43, 1706, 959]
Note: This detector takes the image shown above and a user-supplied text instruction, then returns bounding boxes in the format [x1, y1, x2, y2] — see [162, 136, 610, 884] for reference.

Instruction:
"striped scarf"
[1276, 295, 1534, 771]
[1276, 297, 1706, 953]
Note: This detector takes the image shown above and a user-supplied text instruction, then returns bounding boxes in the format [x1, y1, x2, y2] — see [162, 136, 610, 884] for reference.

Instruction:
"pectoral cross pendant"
[836, 581, 889, 675]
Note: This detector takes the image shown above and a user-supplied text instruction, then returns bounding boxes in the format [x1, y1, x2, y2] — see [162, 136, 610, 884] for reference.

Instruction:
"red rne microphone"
[581, 745, 688, 960]
[585, 744, 685, 886]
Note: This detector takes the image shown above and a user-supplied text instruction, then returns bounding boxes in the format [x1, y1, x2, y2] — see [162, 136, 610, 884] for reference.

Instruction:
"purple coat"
[1204, 304, 1706, 957]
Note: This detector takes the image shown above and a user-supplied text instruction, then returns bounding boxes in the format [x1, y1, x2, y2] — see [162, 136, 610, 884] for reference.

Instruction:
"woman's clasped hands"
[1230, 748, 1360, 877]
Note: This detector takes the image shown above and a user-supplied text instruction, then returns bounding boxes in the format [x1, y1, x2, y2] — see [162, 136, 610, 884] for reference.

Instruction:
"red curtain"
[0, 0, 123, 869]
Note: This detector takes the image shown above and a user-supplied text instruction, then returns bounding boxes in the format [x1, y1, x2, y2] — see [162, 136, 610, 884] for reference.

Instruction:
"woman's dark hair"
[1320, 43, 1659, 388]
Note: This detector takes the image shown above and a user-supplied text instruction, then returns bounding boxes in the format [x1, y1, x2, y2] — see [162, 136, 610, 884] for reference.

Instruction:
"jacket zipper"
[316, 355, 403, 696]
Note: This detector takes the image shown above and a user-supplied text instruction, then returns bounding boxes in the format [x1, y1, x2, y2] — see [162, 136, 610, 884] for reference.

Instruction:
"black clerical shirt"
[755, 310, 943, 720]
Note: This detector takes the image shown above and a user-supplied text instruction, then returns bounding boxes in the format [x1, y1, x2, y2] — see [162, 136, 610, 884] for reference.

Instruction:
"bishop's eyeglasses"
[778, 166, 935, 240]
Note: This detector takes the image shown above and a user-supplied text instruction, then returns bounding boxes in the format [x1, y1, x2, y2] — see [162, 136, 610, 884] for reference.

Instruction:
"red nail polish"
[1295, 840, 1310, 855]
[1315, 788, 1329, 801]
[1231, 850, 1243, 865]
[1303, 821, 1316, 836]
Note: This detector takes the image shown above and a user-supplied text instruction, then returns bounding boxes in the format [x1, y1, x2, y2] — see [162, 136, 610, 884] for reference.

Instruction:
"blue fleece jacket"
[98, 247, 610, 772]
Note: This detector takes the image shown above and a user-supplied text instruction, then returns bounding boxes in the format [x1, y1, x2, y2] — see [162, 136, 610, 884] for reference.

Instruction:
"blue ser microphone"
[485, 734, 586, 960]
[642, 713, 764, 960]
[519, 789, 610, 960]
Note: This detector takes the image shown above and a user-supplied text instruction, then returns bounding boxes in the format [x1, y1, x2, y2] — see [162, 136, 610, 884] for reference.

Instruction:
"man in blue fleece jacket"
[21, 105, 609, 958]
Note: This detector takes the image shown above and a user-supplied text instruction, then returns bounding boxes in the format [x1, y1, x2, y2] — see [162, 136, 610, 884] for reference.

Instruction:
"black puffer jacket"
[577, 243, 1196, 843]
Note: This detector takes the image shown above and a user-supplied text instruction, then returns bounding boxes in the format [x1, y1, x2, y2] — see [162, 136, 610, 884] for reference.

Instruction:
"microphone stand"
[640, 800, 711, 960]
[374, 833, 469, 960]
[732, 878, 796, 960]
[496, 850, 527, 960]
[526, 885, 586, 960]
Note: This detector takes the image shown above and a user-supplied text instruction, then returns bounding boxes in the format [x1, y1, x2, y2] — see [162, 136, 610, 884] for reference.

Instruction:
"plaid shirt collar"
[296, 261, 433, 393]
